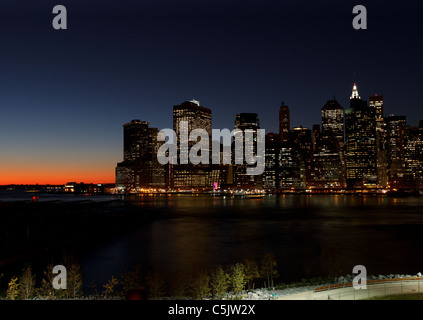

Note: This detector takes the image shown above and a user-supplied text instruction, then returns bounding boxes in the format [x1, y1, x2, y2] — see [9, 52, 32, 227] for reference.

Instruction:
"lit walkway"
[277, 279, 423, 300]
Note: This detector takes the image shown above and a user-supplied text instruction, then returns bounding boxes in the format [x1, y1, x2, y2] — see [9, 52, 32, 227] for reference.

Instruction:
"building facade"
[345, 84, 377, 188]
[279, 102, 290, 142]
[115, 120, 165, 192]
[233, 113, 263, 189]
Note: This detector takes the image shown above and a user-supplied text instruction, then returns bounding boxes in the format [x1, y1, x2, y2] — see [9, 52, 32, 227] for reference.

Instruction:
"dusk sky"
[0, 0, 422, 184]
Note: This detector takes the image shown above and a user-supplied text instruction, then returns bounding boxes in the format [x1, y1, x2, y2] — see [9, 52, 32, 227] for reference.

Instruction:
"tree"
[190, 270, 211, 300]
[243, 258, 260, 290]
[210, 265, 228, 300]
[6, 277, 20, 300]
[37, 263, 65, 299]
[119, 263, 144, 295]
[229, 263, 246, 295]
[103, 276, 120, 298]
[20, 264, 36, 299]
[145, 270, 166, 299]
[260, 253, 278, 288]
[67, 260, 83, 299]
[168, 270, 191, 298]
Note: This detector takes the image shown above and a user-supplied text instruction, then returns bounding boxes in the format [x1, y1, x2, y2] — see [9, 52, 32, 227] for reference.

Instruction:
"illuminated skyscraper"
[386, 115, 406, 182]
[116, 120, 162, 191]
[263, 132, 279, 190]
[278, 142, 306, 190]
[173, 99, 212, 162]
[370, 94, 388, 188]
[171, 100, 219, 190]
[279, 102, 290, 142]
[233, 113, 263, 189]
[404, 125, 423, 189]
[289, 126, 312, 157]
[345, 83, 377, 188]
[370, 94, 384, 130]
[312, 124, 321, 152]
[321, 98, 344, 146]
[309, 129, 345, 189]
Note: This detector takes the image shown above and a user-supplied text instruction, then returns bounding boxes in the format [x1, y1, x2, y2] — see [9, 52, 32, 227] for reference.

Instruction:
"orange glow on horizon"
[0, 164, 115, 185]
[0, 172, 115, 185]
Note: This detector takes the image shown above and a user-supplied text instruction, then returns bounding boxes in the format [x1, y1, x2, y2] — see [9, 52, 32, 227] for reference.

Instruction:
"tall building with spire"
[345, 83, 377, 188]
[279, 102, 290, 142]
[350, 83, 361, 100]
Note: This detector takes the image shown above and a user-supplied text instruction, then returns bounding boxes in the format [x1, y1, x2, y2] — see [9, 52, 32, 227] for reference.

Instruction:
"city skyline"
[114, 82, 423, 194]
[1, 0, 423, 185]
[1, 82, 420, 186]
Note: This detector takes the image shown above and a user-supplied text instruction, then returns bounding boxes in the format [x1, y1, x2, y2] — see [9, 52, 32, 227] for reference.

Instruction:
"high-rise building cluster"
[116, 84, 423, 193]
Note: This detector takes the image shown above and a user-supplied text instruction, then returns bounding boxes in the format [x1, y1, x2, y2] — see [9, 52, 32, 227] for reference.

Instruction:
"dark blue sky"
[0, 0, 422, 183]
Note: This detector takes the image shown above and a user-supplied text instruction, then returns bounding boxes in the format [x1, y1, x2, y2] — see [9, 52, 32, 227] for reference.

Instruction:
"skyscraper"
[386, 115, 406, 182]
[233, 113, 263, 189]
[279, 102, 290, 142]
[404, 125, 423, 189]
[321, 98, 344, 146]
[289, 126, 313, 160]
[115, 120, 160, 192]
[345, 83, 377, 188]
[171, 100, 220, 190]
[370, 94, 388, 188]
[173, 99, 212, 162]
[263, 132, 279, 190]
[312, 124, 321, 152]
[278, 143, 306, 190]
[309, 129, 344, 189]
[370, 94, 384, 130]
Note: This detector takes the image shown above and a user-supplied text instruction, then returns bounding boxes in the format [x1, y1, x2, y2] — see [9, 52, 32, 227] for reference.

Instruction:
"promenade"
[277, 277, 423, 300]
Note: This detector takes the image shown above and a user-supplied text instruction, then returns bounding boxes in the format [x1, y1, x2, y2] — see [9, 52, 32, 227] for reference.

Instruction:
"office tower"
[263, 132, 279, 190]
[404, 125, 423, 189]
[172, 164, 229, 190]
[289, 126, 313, 158]
[312, 124, 320, 152]
[278, 142, 306, 190]
[370, 94, 388, 188]
[345, 83, 377, 188]
[386, 115, 406, 182]
[370, 94, 384, 130]
[264, 132, 307, 191]
[115, 120, 158, 192]
[288, 126, 313, 184]
[309, 129, 345, 189]
[173, 99, 212, 161]
[233, 113, 263, 189]
[235, 113, 260, 131]
[171, 100, 221, 190]
[279, 102, 290, 142]
[321, 99, 344, 146]
[150, 128, 166, 188]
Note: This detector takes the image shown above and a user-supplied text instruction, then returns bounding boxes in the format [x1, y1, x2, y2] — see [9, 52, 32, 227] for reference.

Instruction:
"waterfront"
[79, 193, 423, 289]
[2, 192, 423, 293]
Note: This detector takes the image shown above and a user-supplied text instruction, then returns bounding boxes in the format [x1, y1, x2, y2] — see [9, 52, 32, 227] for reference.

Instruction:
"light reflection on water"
[77, 194, 423, 287]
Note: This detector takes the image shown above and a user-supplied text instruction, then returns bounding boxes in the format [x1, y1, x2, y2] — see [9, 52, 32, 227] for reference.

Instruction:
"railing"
[314, 277, 423, 293]
[313, 277, 423, 300]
